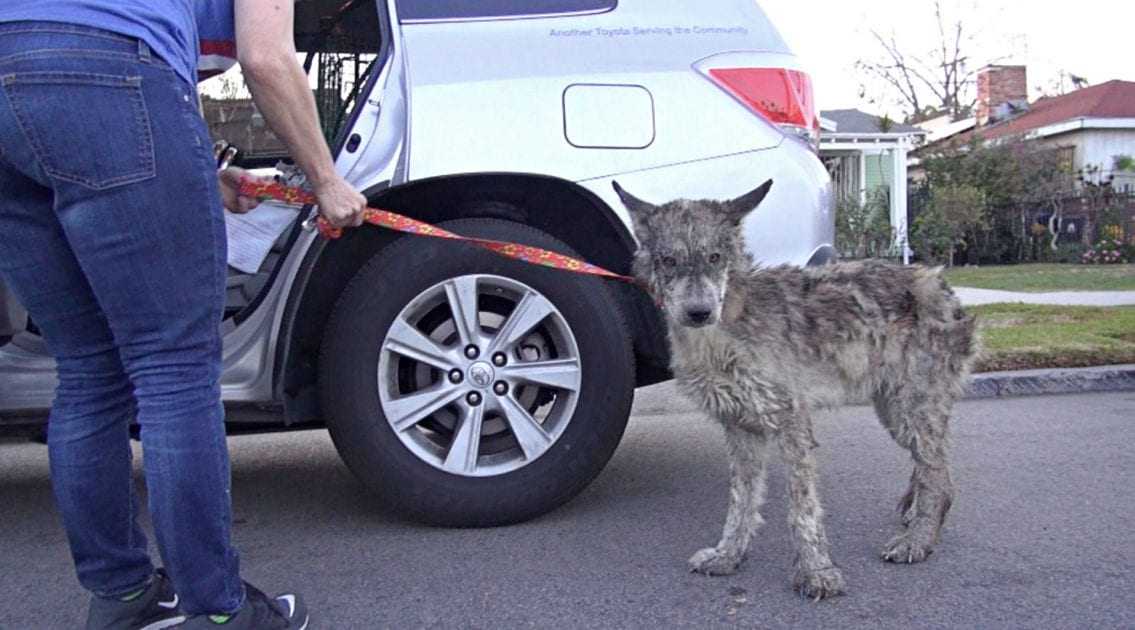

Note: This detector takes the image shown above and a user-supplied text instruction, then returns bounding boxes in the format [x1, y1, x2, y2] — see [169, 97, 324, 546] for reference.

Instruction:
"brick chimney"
[976, 65, 1028, 126]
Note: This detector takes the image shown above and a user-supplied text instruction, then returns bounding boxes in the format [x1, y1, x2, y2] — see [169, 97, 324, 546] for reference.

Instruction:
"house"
[915, 67, 1135, 192]
[820, 109, 928, 262]
[912, 66, 1135, 246]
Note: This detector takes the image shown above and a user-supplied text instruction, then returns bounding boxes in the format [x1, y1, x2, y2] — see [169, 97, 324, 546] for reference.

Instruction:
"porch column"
[859, 152, 867, 204]
[891, 142, 910, 265]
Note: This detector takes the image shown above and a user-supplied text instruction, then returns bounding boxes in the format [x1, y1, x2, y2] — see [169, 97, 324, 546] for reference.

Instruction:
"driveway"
[2, 390, 1133, 629]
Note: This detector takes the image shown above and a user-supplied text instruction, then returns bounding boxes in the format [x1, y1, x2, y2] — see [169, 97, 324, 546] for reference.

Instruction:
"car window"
[396, 0, 616, 22]
[199, 0, 384, 159]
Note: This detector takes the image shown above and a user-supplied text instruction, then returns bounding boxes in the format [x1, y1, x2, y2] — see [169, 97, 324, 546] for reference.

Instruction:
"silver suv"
[0, 0, 832, 526]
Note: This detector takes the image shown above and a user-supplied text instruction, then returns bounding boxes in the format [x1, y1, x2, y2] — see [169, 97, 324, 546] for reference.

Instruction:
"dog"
[613, 179, 977, 600]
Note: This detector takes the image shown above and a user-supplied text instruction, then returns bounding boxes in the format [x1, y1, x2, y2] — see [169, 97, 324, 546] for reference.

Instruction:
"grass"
[971, 304, 1135, 372]
[944, 263, 1135, 292]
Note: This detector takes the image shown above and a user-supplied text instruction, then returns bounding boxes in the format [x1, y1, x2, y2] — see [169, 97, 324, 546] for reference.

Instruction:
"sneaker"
[86, 569, 186, 630]
[177, 583, 308, 629]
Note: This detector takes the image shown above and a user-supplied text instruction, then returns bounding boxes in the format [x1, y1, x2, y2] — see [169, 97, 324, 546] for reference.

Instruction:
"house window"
[1056, 146, 1075, 173]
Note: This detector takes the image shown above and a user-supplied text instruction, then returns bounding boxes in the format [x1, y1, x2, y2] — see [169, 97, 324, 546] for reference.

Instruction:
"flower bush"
[1081, 238, 1131, 264]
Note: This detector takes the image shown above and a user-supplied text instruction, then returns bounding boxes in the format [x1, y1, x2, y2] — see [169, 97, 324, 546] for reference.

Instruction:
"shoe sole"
[140, 617, 187, 630]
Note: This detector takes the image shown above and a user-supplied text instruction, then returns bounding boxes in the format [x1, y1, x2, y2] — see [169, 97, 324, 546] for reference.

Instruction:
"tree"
[1037, 71, 1091, 98]
[856, 0, 986, 122]
[913, 183, 986, 266]
[917, 136, 1071, 264]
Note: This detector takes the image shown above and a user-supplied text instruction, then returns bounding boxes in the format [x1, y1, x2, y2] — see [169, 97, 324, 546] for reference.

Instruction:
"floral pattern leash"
[239, 178, 639, 284]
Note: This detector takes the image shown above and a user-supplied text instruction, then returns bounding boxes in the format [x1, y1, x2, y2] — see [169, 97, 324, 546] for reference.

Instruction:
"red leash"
[239, 178, 638, 284]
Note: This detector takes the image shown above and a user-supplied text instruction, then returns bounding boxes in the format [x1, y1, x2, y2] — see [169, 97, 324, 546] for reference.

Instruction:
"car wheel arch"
[276, 172, 665, 424]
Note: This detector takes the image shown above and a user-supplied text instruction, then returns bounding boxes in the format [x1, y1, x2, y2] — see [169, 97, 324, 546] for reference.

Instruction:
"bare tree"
[856, 0, 986, 123]
[1037, 70, 1091, 98]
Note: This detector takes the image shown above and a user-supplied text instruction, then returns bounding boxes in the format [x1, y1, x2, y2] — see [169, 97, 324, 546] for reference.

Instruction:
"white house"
[916, 67, 1135, 192]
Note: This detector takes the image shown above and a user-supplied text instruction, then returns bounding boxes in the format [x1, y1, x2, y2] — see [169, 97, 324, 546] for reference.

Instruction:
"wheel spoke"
[384, 384, 463, 432]
[499, 395, 552, 460]
[384, 317, 457, 370]
[444, 276, 480, 348]
[487, 290, 556, 354]
[502, 358, 581, 392]
[443, 403, 484, 474]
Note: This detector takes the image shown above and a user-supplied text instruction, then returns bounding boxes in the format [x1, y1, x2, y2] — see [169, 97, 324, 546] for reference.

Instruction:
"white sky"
[759, 0, 1135, 115]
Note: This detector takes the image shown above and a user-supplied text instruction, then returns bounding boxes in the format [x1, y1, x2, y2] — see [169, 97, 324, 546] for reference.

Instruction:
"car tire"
[319, 218, 635, 526]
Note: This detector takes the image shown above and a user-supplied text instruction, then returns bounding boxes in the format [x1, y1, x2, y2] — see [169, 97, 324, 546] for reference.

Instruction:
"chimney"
[976, 65, 1028, 126]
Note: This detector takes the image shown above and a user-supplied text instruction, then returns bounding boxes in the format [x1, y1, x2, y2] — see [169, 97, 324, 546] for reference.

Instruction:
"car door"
[216, 0, 411, 405]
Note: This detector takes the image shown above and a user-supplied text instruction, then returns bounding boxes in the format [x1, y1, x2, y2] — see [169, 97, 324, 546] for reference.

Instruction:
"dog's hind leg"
[873, 386, 956, 564]
[779, 412, 846, 600]
[689, 421, 771, 576]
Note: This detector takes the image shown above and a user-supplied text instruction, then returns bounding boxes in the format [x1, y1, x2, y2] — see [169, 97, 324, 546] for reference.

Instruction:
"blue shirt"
[196, 0, 238, 81]
[0, 0, 199, 85]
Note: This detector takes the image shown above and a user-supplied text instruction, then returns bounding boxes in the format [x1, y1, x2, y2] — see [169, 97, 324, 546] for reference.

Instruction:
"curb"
[631, 365, 1135, 416]
[965, 364, 1135, 399]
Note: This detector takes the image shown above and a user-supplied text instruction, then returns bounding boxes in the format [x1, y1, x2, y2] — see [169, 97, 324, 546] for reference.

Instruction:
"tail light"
[705, 67, 820, 149]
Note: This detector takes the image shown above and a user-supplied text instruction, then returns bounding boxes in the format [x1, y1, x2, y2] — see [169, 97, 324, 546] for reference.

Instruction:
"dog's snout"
[686, 307, 713, 325]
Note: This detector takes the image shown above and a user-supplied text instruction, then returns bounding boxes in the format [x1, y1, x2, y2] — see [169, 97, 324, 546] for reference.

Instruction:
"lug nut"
[493, 381, 509, 396]
[466, 391, 482, 406]
[492, 352, 507, 367]
[464, 345, 480, 360]
[448, 369, 464, 384]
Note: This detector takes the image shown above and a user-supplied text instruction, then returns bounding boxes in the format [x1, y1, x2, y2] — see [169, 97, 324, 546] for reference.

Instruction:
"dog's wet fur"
[614, 180, 977, 600]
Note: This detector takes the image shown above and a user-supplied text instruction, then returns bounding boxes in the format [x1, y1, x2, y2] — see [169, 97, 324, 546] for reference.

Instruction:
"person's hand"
[218, 167, 262, 214]
[313, 175, 367, 228]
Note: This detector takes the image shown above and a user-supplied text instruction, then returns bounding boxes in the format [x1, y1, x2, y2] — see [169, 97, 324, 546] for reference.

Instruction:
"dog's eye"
[709, 253, 721, 264]
[661, 256, 678, 268]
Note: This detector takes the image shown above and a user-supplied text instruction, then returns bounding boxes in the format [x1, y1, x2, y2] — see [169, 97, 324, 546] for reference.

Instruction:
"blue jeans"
[0, 23, 243, 614]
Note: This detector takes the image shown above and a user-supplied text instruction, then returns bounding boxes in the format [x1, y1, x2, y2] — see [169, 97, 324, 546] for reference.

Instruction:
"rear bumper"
[580, 142, 833, 267]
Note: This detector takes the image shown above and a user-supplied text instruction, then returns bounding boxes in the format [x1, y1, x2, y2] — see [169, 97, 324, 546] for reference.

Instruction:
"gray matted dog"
[613, 179, 978, 600]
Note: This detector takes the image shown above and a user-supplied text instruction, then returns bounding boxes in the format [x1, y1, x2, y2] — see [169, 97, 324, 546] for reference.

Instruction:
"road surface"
[2, 390, 1132, 629]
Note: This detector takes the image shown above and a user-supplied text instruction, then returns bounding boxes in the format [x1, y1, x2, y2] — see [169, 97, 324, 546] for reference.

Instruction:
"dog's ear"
[612, 181, 658, 236]
[612, 181, 655, 216]
[725, 179, 773, 225]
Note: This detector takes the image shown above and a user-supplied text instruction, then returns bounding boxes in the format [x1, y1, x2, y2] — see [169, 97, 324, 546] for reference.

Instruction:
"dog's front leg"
[689, 421, 771, 576]
[779, 415, 846, 600]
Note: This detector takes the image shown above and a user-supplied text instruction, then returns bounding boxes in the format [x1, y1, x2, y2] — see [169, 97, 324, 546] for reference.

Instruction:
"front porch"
[819, 109, 926, 263]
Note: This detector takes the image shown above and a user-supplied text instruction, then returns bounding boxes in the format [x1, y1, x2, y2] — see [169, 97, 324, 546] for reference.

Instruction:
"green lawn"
[972, 304, 1135, 372]
[945, 264, 1135, 292]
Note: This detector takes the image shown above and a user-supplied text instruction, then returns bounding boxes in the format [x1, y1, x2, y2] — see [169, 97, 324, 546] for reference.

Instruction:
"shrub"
[919, 137, 1070, 264]
[835, 189, 893, 259]
[1081, 238, 1131, 265]
[1047, 242, 1087, 264]
[911, 183, 986, 266]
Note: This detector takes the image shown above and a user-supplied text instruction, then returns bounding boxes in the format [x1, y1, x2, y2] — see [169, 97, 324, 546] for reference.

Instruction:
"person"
[0, 1, 367, 628]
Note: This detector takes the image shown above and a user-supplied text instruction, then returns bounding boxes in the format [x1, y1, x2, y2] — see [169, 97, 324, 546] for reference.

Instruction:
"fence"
[905, 185, 1135, 265]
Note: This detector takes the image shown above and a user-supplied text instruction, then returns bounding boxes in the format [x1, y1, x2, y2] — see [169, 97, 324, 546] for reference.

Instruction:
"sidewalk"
[955, 287, 1135, 307]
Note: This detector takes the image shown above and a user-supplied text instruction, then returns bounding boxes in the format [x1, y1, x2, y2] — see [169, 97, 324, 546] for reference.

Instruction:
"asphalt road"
[2, 389, 1133, 629]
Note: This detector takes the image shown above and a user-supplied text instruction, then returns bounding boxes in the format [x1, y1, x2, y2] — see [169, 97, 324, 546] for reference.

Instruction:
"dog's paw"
[688, 547, 742, 576]
[881, 534, 935, 564]
[793, 566, 846, 601]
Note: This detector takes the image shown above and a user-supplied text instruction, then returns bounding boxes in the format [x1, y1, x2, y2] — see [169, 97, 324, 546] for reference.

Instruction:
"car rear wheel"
[319, 218, 635, 526]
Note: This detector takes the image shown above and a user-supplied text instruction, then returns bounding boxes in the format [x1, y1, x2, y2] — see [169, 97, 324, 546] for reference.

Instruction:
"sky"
[759, 0, 1135, 116]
